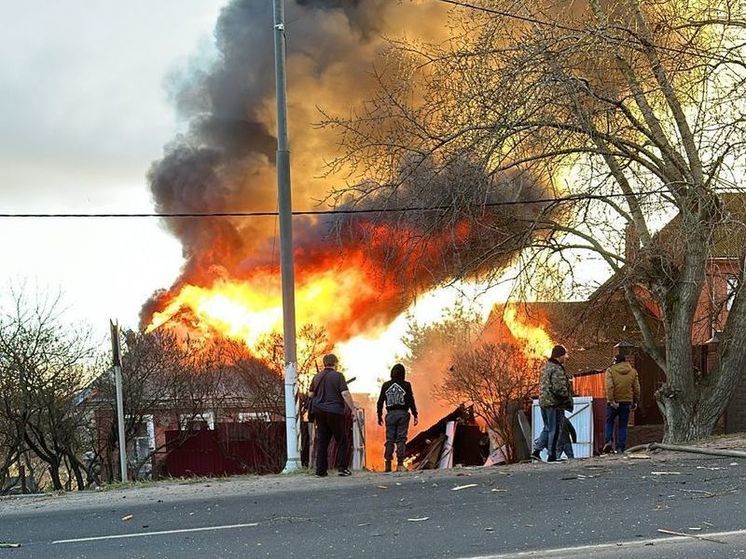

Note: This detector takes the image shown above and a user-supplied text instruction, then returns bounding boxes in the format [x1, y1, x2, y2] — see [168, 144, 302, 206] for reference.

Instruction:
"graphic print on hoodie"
[376, 380, 418, 419]
[385, 383, 406, 407]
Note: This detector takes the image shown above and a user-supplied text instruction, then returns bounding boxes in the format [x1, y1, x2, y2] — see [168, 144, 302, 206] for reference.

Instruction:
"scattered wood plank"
[451, 483, 478, 491]
[657, 528, 726, 544]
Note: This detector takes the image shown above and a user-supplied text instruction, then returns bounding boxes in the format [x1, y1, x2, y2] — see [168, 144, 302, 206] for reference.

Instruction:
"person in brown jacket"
[603, 353, 640, 453]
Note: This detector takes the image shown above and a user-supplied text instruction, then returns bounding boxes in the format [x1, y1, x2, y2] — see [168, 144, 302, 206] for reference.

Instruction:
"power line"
[0, 190, 665, 219]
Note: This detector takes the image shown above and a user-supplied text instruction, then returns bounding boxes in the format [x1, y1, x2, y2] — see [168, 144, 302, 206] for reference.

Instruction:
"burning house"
[124, 0, 746, 471]
[133, 0, 561, 469]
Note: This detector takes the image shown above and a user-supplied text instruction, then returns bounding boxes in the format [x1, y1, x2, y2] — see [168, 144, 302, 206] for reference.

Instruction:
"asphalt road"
[1, 453, 744, 559]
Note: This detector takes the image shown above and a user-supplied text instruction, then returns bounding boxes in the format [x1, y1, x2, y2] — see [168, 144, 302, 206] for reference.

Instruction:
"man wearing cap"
[537, 345, 573, 462]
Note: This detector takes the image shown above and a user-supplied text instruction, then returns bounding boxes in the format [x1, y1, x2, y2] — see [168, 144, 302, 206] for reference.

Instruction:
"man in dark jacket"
[377, 363, 418, 472]
[536, 345, 573, 462]
[309, 354, 357, 477]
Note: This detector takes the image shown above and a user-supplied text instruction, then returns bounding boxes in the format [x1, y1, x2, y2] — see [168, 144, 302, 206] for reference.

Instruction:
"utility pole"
[110, 320, 128, 482]
[272, 0, 301, 473]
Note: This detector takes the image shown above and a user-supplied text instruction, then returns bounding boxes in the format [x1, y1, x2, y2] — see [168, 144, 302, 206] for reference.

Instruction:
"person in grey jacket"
[377, 364, 418, 472]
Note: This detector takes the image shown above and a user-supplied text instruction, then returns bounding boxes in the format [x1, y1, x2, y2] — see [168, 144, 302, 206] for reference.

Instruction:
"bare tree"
[324, 0, 746, 442]
[254, 324, 334, 416]
[84, 330, 240, 482]
[0, 398, 20, 494]
[437, 343, 540, 463]
[0, 288, 95, 491]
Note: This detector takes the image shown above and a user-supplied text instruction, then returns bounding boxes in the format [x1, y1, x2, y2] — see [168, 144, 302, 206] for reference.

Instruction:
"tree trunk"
[67, 454, 85, 491]
[659, 389, 719, 443]
[656, 217, 711, 442]
[48, 461, 63, 491]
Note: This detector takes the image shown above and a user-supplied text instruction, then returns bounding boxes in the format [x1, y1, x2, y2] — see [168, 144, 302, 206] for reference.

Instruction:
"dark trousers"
[535, 413, 574, 458]
[315, 410, 348, 474]
[543, 407, 565, 460]
[605, 402, 632, 452]
[384, 410, 410, 462]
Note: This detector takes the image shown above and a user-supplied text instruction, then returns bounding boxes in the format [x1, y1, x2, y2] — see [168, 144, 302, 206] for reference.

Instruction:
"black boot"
[384, 460, 392, 473]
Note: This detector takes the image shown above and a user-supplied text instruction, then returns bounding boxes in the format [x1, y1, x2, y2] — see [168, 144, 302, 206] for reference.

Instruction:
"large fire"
[144, 244, 419, 396]
[146, 255, 379, 350]
[502, 306, 554, 360]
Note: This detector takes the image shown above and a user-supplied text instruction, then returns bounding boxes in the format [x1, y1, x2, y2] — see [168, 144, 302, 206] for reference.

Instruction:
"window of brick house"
[179, 411, 215, 431]
[726, 275, 739, 311]
[238, 411, 272, 422]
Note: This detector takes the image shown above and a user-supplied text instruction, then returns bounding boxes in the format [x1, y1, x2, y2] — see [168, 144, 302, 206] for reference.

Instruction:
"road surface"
[1, 452, 744, 558]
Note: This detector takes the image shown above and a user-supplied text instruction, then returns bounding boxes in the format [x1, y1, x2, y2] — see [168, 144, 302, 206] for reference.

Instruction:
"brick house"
[498, 193, 746, 437]
[79, 367, 285, 481]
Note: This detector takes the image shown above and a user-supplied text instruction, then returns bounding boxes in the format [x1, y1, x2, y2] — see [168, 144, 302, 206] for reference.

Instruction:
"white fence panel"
[532, 397, 594, 459]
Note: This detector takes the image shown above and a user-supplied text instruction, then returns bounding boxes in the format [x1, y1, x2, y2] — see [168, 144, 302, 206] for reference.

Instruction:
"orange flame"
[503, 306, 554, 360]
[147, 261, 377, 348]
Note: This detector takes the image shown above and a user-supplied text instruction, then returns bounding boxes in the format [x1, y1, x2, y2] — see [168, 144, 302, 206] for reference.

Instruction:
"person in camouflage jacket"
[539, 354, 573, 409]
[537, 345, 572, 462]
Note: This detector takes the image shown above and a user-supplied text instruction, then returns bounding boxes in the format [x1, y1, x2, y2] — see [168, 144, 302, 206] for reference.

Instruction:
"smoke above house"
[141, 0, 554, 354]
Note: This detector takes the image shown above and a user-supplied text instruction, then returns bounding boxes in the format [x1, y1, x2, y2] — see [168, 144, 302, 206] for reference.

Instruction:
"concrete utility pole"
[272, 0, 301, 473]
[110, 320, 128, 482]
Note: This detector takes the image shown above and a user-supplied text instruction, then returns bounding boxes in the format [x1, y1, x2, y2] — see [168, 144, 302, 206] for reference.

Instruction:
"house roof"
[589, 192, 746, 301]
[709, 192, 746, 258]
[490, 298, 664, 375]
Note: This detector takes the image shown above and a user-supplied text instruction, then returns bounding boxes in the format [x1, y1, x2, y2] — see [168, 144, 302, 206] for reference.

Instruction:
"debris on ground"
[657, 528, 725, 544]
[677, 489, 716, 498]
[0, 543, 21, 548]
[650, 471, 681, 476]
[451, 484, 478, 491]
[121, 514, 133, 521]
[407, 517, 430, 522]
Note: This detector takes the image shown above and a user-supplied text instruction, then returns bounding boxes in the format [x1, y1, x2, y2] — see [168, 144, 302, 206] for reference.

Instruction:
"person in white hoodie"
[603, 354, 640, 453]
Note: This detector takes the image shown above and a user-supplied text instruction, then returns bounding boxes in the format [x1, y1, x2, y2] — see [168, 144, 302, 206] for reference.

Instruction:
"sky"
[0, 0, 224, 332]
[0, 0, 502, 377]
[0, 0, 610, 381]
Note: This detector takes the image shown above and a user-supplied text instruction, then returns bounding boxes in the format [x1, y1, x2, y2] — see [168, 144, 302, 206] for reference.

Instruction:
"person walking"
[376, 363, 418, 472]
[603, 353, 640, 454]
[536, 345, 573, 462]
[308, 354, 357, 477]
[532, 415, 575, 460]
